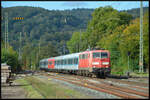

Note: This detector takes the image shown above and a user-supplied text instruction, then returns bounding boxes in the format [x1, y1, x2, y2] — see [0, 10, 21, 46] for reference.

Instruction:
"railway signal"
[13, 17, 24, 20]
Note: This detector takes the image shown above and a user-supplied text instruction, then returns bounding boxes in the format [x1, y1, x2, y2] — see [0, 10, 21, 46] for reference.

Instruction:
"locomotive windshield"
[101, 52, 108, 58]
[93, 52, 108, 58]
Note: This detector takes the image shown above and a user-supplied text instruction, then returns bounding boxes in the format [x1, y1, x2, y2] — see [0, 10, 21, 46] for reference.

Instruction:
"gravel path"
[1, 82, 27, 99]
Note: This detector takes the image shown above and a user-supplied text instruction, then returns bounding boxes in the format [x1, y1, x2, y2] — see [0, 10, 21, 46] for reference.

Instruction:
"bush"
[1, 47, 21, 73]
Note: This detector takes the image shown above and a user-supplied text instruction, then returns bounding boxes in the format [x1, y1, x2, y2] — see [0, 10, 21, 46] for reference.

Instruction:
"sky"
[1, 1, 149, 11]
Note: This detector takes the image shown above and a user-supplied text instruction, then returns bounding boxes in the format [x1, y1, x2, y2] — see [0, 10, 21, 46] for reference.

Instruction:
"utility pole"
[139, 1, 144, 73]
[19, 32, 22, 61]
[39, 39, 41, 57]
[63, 44, 66, 55]
[5, 12, 9, 49]
[36, 52, 38, 68]
[79, 29, 81, 52]
[64, 17, 67, 24]
[38, 38, 41, 67]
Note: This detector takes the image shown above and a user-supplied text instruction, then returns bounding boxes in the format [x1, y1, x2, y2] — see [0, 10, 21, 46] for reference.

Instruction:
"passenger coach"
[39, 49, 111, 77]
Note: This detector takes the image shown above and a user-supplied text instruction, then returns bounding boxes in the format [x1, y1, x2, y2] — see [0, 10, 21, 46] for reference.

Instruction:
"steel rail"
[50, 73, 149, 97]
[41, 73, 143, 99]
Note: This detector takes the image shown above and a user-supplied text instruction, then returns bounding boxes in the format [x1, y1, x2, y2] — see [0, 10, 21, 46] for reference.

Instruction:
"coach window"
[83, 54, 85, 59]
[67, 59, 69, 65]
[66, 59, 69, 65]
[60, 60, 63, 65]
[64, 59, 67, 65]
[77, 58, 79, 64]
[46, 61, 48, 66]
[63, 60, 65, 65]
[67, 59, 69, 64]
[62, 60, 64, 65]
[75, 58, 78, 64]
[59, 60, 61, 65]
[58, 60, 60, 65]
[66, 59, 67, 65]
[69, 59, 71, 65]
[85, 54, 88, 59]
[45, 61, 47, 66]
[68, 59, 70, 64]
[70, 59, 72, 64]
[73, 58, 74, 64]
[71, 58, 73, 64]
[79, 55, 82, 59]
[57, 60, 59, 65]
[59, 60, 60, 65]
[80, 55, 82, 59]
[55, 61, 57, 65]
[74, 58, 76, 64]
[82, 55, 83, 59]
[44, 61, 45, 66]
[84, 54, 86, 59]
[64, 59, 66, 65]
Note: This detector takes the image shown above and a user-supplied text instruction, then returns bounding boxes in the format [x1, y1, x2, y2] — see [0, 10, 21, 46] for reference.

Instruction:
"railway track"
[37, 72, 149, 99]
[47, 72, 149, 90]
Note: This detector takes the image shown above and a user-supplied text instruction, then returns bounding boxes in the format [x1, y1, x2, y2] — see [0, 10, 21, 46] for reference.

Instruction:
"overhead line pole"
[79, 29, 81, 52]
[38, 38, 41, 62]
[19, 32, 22, 61]
[5, 12, 9, 49]
[139, 1, 144, 73]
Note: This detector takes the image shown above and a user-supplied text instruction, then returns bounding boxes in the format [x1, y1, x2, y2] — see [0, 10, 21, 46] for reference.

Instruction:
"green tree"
[67, 31, 80, 53]
[86, 6, 132, 48]
[1, 45, 21, 73]
[39, 42, 59, 59]
[121, 11, 149, 71]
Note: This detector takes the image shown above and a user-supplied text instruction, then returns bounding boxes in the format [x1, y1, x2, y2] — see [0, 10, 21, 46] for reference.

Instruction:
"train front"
[91, 50, 111, 76]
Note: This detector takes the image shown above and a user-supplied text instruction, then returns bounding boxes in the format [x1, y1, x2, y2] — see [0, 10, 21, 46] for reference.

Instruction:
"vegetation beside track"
[111, 70, 149, 77]
[129, 72, 149, 77]
[15, 76, 89, 99]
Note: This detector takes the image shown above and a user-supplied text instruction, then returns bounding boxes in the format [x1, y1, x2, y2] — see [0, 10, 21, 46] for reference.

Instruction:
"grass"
[129, 72, 149, 77]
[111, 69, 149, 77]
[15, 76, 89, 99]
[15, 78, 43, 98]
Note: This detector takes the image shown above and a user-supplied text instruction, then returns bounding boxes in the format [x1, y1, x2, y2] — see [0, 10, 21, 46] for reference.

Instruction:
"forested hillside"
[1, 7, 94, 53]
[121, 7, 149, 19]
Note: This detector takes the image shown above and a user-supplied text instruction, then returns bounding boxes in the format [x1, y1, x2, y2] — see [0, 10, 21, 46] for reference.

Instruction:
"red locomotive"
[39, 49, 111, 77]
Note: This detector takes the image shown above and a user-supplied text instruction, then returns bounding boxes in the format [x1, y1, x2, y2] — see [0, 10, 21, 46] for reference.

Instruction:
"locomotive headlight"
[92, 62, 99, 65]
[102, 62, 109, 65]
[106, 66, 109, 68]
